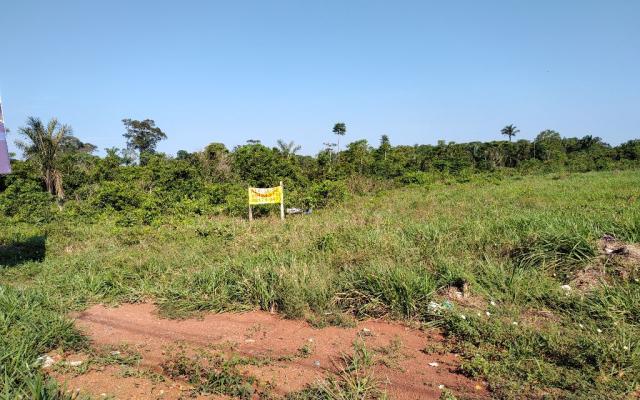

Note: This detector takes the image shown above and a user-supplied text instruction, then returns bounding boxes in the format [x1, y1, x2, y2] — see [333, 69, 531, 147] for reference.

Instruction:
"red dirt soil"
[48, 303, 488, 399]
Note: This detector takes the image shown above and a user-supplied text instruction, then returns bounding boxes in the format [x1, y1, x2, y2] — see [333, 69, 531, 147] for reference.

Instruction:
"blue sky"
[1, 0, 639, 156]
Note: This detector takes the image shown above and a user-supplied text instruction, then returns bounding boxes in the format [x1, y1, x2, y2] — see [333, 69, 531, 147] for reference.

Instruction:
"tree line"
[1, 117, 639, 224]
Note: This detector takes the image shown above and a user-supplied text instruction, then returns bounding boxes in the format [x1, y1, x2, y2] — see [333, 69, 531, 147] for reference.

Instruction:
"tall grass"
[0, 286, 85, 399]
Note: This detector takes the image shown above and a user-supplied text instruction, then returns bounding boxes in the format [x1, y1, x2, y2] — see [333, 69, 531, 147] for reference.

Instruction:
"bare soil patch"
[47, 303, 488, 399]
[570, 238, 640, 292]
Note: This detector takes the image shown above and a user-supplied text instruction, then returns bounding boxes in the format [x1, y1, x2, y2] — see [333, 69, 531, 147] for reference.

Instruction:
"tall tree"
[122, 119, 167, 165]
[501, 124, 519, 142]
[60, 136, 97, 153]
[201, 142, 232, 182]
[344, 139, 373, 174]
[332, 122, 347, 155]
[378, 135, 391, 161]
[535, 129, 565, 161]
[16, 117, 72, 200]
[322, 142, 337, 164]
[276, 140, 302, 158]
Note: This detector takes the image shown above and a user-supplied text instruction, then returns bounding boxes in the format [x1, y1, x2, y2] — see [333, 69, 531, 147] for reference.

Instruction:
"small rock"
[245, 339, 255, 343]
[308, 338, 314, 343]
[438, 384, 445, 390]
[361, 328, 372, 336]
[428, 362, 439, 367]
[110, 351, 121, 356]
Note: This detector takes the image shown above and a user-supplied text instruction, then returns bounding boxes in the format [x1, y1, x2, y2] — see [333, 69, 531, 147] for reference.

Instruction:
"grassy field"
[1, 170, 639, 399]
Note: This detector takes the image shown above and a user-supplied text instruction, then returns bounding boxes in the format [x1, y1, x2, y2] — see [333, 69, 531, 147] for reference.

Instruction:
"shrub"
[306, 180, 348, 208]
[0, 179, 53, 223]
[398, 171, 432, 186]
[92, 181, 145, 211]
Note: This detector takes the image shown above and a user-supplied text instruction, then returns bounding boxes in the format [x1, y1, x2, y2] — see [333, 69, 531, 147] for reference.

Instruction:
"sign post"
[279, 181, 285, 221]
[248, 184, 285, 221]
[248, 186, 253, 222]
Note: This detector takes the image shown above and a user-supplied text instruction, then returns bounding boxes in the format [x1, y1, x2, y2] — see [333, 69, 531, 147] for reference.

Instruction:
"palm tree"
[501, 124, 519, 142]
[332, 122, 347, 156]
[276, 140, 302, 158]
[16, 117, 72, 200]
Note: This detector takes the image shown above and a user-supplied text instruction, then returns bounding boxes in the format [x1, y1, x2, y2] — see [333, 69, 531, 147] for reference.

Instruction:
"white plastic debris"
[36, 355, 55, 368]
[361, 327, 373, 336]
[596, 328, 602, 333]
[65, 361, 83, 367]
[428, 362, 440, 367]
[313, 360, 321, 367]
[485, 311, 491, 317]
[245, 339, 255, 343]
[490, 300, 497, 307]
[512, 321, 518, 326]
[438, 384, 445, 390]
[623, 346, 629, 351]
[560, 284, 571, 291]
[578, 323, 584, 329]
[428, 301, 442, 312]
[459, 314, 466, 320]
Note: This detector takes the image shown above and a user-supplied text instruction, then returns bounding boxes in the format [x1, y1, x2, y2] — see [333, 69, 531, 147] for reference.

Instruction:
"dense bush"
[306, 180, 348, 208]
[398, 171, 433, 186]
[0, 179, 53, 223]
[2, 125, 639, 225]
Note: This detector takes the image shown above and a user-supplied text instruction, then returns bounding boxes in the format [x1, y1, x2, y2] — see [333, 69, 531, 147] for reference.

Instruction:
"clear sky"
[1, 0, 639, 156]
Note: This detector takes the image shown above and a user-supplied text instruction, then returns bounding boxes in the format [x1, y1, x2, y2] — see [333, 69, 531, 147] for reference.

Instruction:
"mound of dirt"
[570, 237, 640, 292]
[47, 303, 488, 400]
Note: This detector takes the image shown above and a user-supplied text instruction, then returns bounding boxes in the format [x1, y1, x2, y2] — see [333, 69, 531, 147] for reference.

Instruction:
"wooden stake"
[280, 181, 285, 221]
[248, 186, 253, 221]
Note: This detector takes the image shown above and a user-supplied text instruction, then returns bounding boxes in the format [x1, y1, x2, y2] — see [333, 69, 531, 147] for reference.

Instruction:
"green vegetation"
[1, 116, 640, 399]
[288, 340, 387, 400]
[161, 347, 269, 399]
[2, 117, 639, 226]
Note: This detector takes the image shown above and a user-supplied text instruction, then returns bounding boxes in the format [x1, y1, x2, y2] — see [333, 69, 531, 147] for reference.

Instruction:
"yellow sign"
[248, 186, 282, 205]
